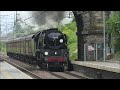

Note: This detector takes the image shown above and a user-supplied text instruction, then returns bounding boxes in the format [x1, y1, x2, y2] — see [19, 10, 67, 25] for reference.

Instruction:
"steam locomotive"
[6, 28, 69, 71]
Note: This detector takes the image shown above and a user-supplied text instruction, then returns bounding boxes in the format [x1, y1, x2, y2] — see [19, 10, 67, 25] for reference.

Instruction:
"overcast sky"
[0, 11, 73, 37]
[0, 11, 15, 35]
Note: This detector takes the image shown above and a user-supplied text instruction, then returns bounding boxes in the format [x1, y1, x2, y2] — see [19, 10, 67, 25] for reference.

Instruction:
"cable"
[24, 11, 45, 21]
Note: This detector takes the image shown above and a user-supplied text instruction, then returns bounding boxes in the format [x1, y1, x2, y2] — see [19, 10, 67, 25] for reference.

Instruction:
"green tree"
[14, 17, 35, 38]
[15, 22, 25, 37]
[107, 11, 120, 53]
[58, 19, 77, 60]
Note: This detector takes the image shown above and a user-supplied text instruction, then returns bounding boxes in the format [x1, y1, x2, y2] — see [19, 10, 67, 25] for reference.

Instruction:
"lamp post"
[0, 11, 1, 52]
[103, 11, 106, 62]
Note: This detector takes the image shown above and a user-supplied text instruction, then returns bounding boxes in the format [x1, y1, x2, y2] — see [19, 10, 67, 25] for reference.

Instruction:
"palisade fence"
[84, 43, 105, 61]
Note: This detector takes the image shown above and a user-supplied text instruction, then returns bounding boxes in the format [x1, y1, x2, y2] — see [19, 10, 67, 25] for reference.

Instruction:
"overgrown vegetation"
[115, 52, 120, 60]
[106, 11, 120, 60]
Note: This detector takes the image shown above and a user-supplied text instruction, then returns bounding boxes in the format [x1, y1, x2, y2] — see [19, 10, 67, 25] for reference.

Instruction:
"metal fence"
[84, 43, 104, 61]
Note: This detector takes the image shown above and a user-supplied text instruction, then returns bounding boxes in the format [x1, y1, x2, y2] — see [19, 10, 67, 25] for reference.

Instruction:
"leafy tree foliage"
[107, 11, 120, 54]
[59, 20, 77, 60]
[11, 17, 35, 38]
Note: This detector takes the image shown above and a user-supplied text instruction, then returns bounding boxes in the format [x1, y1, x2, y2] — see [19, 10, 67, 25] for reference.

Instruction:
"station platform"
[72, 61, 120, 73]
[0, 61, 32, 79]
[71, 61, 120, 79]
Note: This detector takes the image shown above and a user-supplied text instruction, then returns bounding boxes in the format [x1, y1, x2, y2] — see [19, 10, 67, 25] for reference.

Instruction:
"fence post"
[84, 44, 86, 61]
[96, 43, 98, 61]
[94, 43, 96, 61]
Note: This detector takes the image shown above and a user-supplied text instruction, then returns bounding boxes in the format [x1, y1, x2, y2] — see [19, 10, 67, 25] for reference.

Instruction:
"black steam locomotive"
[6, 28, 69, 71]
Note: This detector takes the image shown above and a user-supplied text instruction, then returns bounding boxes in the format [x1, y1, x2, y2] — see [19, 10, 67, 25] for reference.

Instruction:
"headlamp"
[44, 51, 48, 55]
[60, 39, 63, 43]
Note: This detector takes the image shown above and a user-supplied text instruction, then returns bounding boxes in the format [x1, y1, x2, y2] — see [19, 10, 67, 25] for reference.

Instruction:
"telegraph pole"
[13, 11, 17, 38]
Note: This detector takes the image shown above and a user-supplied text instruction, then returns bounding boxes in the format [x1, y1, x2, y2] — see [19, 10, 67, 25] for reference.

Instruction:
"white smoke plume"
[18, 11, 73, 30]
[31, 11, 66, 29]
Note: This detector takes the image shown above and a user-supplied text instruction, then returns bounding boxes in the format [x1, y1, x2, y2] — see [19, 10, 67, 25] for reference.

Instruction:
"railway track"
[49, 71, 91, 79]
[0, 55, 89, 79]
[50, 72, 80, 79]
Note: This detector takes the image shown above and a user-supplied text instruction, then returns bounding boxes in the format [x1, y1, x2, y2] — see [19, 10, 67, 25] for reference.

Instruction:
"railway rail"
[0, 55, 89, 79]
